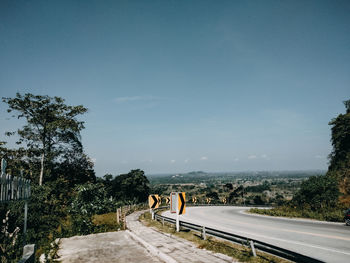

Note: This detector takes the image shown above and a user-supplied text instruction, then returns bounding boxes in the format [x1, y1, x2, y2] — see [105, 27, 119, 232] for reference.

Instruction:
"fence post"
[250, 240, 257, 257]
[122, 210, 126, 230]
[23, 201, 28, 246]
[116, 208, 120, 224]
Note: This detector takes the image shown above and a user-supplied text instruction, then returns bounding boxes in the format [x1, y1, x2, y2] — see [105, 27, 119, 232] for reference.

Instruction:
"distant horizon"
[145, 169, 327, 177]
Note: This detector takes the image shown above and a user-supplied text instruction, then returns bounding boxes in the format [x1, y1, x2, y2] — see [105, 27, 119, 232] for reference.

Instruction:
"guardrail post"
[250, 240, 257, 257]
[151, 209, 155, 220]
[202, 226, 206, 240]
[176, 213, 180, 232]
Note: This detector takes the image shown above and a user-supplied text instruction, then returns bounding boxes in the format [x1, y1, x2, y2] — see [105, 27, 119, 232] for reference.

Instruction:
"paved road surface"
[163, 206, 350, 263]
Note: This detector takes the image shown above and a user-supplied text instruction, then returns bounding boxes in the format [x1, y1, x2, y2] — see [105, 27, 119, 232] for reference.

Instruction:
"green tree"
[69, 183, 115, 235]
[292, 175, 339, 210]
[206, 191, 219, 202]
[111, 169, 150, 203]
[228, 185, 244, 204]
[327, 99, 350, 206]
[2, 93, 88, 185]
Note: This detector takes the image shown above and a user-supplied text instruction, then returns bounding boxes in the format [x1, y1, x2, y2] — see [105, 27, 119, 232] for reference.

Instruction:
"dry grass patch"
[92, 212, 122, 233]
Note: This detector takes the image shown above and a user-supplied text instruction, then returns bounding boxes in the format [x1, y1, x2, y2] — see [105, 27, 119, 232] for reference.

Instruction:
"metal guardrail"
[154, 207, 324, 263]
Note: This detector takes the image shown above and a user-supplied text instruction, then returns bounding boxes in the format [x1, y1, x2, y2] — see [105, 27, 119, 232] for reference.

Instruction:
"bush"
[292, 175, 339, 210]
[69, 183, 116, 235]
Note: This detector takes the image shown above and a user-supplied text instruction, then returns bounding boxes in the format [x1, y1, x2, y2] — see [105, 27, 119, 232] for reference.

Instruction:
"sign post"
[170, 192, 177, 213]
[176, 212, 180, 232]
[171, 192, 185, 232]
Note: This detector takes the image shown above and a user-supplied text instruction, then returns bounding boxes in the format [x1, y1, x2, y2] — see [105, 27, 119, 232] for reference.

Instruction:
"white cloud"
[315, 155, 324, 159]
[170, 159, 176, 163]
[234, 158, 239, 162]
[114, 95, 157, 103]
[184, 159, 190, 163]
[248, 155, 257, 159]
[200, 156, 208, 161]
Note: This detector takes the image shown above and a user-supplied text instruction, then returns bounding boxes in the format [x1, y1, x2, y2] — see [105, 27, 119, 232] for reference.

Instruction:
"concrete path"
[57, 210, 236, 262]
[126, 210, 236, 263]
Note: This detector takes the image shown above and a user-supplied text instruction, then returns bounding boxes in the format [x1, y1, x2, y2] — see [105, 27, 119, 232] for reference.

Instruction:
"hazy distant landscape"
[148, 170, 325, 206]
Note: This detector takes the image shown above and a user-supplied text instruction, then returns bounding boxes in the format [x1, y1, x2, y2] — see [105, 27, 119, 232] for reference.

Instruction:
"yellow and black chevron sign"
[166, 197, 170, 204]
[178, 192, 186, 215]
[148, 194, 159, 209]
[222, 197, 227, 204]
[192, 196, 197, 203]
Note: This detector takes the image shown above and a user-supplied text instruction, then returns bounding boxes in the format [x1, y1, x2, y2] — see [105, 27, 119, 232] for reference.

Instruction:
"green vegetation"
[98, 169, 150, 203]
[139, 211, 289, 263]
[328, 99, 350, 207]
[149, 171, 317, 206]
[92, 213, 122, 232]
[0, 93, 150, 262]
[249, 207, 343, 222]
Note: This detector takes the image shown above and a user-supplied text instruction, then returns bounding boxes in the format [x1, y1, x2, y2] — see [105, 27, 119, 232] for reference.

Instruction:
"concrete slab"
[57, 231, 162, 263]
[126, 210, 237, 262]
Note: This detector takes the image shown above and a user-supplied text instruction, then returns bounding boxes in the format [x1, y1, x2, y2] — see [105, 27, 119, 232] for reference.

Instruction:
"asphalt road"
[162, 206, 350, 263]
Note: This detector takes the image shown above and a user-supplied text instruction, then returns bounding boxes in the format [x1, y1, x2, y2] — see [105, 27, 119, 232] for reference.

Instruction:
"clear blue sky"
[0, 0, 349, 176]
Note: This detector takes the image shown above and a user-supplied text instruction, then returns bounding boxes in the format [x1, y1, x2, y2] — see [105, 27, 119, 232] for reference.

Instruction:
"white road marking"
[167, 207, 350, 257]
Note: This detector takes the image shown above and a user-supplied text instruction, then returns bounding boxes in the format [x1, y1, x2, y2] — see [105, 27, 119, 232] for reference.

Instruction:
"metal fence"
[154, 208, 324, 263]
[0, 158, 31, 203]
[0, 173, 31, 202]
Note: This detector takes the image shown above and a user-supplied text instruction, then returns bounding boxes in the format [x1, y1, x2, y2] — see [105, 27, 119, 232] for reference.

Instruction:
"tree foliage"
[228, 185, 244, 204]
[206, 191, 219, 201]
[110, 169, 150, 203]
[69, 183, 116, 235]
[292, 175, 339, 210]
[328, 99, 350, 206]
[245, 181, 271, 193]
[2, 93, 88, 185]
